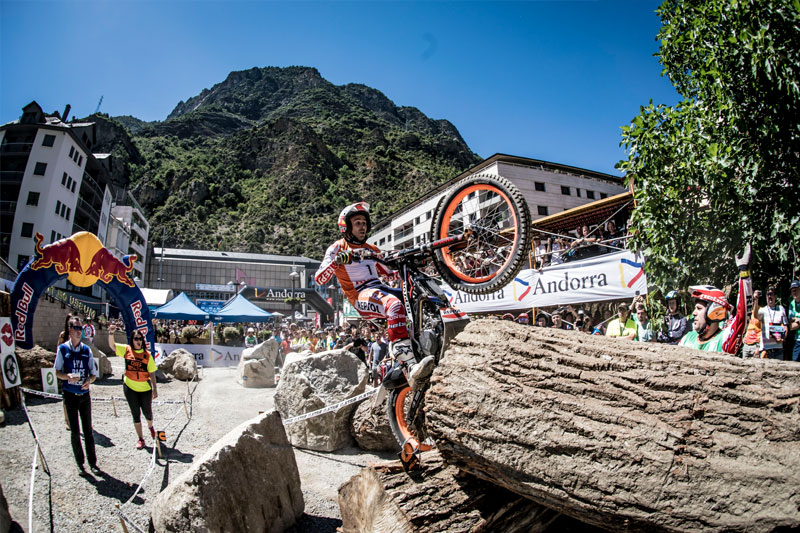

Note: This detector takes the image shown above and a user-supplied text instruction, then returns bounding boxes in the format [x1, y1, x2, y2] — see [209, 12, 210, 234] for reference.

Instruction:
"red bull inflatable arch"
[10, 232, 154, 352]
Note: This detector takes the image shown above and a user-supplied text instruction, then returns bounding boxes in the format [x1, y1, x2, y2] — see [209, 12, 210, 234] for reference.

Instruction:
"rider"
[315, 202, 434, 390]
[679, 245, 752, 353]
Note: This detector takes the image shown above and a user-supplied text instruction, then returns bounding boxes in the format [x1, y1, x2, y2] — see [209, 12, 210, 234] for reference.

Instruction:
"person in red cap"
[679, 244, 752, 353]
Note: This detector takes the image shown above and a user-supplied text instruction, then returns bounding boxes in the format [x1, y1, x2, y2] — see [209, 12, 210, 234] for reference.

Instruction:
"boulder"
[150, 410, 304, 532]
[15, 345, 56, 389]
[241, 338, 279, 365]
[275, 348, 368, 452]
[239, 359, 276, 388]
[0, 482, 12, 533]
[351, 394, 398, 452]
[283, 349, 313, 368]
[159, 349, 198, 381]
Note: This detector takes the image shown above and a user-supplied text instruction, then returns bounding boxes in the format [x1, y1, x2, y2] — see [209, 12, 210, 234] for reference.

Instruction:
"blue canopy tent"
[151, 292, 210, 320]
[213, 294, 273, 323]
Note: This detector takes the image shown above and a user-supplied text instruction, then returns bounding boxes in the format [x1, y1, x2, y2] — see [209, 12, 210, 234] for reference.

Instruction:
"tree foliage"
[619, 0, 800, 293]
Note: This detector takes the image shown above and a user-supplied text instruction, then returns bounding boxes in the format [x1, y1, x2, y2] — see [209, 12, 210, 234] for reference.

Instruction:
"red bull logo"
[30, 233, 83, 275]
[85, 247, 136, 288]
[14, 283, 34, 342]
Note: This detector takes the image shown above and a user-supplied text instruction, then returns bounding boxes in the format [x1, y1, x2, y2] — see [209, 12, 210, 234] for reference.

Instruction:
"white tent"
[141, 288, 174, 307]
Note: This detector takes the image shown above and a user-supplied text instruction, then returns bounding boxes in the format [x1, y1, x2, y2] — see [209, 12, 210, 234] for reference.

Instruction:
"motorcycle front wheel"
[386, 385, 433, 451]
[430, 173, 531, 294]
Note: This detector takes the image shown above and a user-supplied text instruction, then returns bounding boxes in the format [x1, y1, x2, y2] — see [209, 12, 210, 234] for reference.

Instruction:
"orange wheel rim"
[439, 184, 518, 283]
[394, 387, 433, 451]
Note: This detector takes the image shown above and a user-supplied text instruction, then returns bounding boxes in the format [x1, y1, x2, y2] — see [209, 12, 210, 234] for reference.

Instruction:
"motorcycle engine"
[419, 329, 440, 357]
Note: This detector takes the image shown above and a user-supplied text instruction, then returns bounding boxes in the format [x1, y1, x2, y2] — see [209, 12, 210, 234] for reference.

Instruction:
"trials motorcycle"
[356, 173, 531, 470]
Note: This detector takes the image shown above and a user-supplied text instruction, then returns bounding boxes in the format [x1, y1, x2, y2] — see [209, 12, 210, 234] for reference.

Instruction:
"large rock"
[239, 359, 276, 388]
[0, 482, 13, 533]
[15, 345, 56, 389]
[150, 410, 304, 532]
[237, 339, 279, 388]
[159, 348, 198, 381]
[351, 394, 398, 452]
[241, 338, 279, 365]
[275, 348, 368, 452]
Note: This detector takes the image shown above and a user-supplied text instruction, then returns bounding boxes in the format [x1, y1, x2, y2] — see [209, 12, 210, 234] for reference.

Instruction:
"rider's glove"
[735, 243, 751, 276]
[334, 250, 353, 265]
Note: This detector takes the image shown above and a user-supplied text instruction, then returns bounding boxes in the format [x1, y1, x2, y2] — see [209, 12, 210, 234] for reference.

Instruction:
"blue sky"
[1, 1, 679, 175]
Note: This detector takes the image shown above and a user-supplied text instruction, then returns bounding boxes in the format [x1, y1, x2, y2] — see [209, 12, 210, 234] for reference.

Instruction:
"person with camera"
[657, 291, 688, 344]
[753, 287, 789, 360]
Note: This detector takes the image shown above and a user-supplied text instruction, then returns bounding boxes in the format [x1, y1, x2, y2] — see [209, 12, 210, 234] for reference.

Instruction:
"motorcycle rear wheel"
[430, 173, 531, 294]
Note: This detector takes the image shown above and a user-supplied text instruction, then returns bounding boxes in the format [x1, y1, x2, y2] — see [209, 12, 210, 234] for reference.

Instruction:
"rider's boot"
[392, 339, 435, 391]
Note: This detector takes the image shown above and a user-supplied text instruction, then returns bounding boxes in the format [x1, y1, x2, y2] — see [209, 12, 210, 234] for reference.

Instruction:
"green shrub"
[181, 325, 199, 342]
[223, 326, 241, 346]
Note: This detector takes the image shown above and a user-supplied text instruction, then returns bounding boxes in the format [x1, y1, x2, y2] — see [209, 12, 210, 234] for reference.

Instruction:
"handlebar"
[352, 230, 471, 267]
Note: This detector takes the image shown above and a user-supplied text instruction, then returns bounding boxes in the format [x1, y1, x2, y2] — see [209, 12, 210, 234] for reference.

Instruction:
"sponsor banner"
[154, 343, 243, 367]
[440, 250, 648, 313]
[1, 317, 21, 389]
[41, 368, 58, 394]
[196, 299, 226, 314]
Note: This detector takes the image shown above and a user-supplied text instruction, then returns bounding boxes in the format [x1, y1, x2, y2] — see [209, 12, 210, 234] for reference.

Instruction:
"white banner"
[41, 368, 58, 394]
[441, 250, 648, 313]
[1, 317, 21, 389]
[154, 343, 244, 367]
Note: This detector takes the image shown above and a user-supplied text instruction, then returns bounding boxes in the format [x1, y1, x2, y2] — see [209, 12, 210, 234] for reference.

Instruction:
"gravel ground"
[0, 357, 395, 532]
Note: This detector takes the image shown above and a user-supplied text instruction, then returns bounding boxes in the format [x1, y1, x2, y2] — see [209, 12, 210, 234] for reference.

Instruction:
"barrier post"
[155, 438, 162, 459]
[116, 503, 129, 533]
[112, 397, 118, 417]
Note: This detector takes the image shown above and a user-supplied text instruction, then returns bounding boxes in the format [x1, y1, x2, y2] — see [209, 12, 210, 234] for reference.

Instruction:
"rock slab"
[150, 410, 304, 532]
[159, 348, 198, 381]
[351, 395, 398, 452]
[275, 348, 368, 452]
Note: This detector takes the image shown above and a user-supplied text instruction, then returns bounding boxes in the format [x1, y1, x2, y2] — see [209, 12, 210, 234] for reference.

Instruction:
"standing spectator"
[740, 316, 762, 359]
[107, 324, 158, 449]
[788, 280, 800, 361]
[55, 316, 100, 475]
[753, 287, 788, 360]
[550, 237, 566, 266]
[516, 313, 530, 325]
[602, 220, 623, 251]
[369, 331, 389, 386]
[551, 309, 573, 330]
[606, 303, 637, 340]
[244, 327, 258, 348]
[532, 235, 550, 269]
[634, 304, 655, 342]
[535, 312, 550, 328]
[657, 291, 688, 344]
[82, 316, 95, 345]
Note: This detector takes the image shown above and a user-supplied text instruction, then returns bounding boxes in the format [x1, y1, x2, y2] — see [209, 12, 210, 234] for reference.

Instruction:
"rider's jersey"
[679, 273, 752, 355]
[314, 238, 398, 305]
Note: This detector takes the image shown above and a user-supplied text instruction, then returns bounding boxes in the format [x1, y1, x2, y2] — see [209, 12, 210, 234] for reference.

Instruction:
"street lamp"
[227, 280, 246, 296]
[289, 267, 300, 322]
[328, 278, 340, 327]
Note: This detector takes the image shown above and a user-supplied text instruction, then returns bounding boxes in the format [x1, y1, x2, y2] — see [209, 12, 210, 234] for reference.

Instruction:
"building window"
[426, 211, 432, 220]
[61, 204, 66, 217]
[66, 207, 71, 221]
[69, 146, 75, 158]
[561, 186, 571, 196]
[42, 134, 55, 147]
[33, 162, 47, 175]
[535, 182, 546, 192]
[21, 222, 34, 238]
[55, 200, 62, 215]
[71, 182, 76, 193]
[600, 192, 608, 199]
[51, 231, 56, 242]
[78, 155, 83, 166]
[62, 172, 68, 185]
[26, 191, 40, 206]
[586, 190, 596, 200]
[576, 188, 582, 197]
[17, 255, 30, 272]
[537, 206, 549, 216]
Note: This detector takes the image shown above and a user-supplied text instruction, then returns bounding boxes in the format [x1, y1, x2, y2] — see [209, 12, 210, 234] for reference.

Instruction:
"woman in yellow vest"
[107, 323, 158, 449]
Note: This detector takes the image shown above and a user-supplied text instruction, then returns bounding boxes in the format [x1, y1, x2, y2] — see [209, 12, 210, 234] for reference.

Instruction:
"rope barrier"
[283, 388, 378, 424]
[28, 443, 39, 533]
[20, 387, 190, 405]
[20, 394, 50, 475]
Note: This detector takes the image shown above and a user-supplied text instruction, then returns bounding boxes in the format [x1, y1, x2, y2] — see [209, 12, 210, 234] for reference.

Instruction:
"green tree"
[619, 0, 800, 292]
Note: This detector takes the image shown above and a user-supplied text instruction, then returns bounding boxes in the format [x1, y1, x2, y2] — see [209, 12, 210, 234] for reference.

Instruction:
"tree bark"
[338, 451, 559, 533]
[426, 319, 800, 532]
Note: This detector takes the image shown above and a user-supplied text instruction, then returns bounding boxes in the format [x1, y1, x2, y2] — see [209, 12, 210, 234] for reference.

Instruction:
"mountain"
[95, 66, 481, 258]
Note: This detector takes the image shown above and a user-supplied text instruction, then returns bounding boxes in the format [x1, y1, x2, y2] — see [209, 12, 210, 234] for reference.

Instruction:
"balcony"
[0, 142, 33, 155]
[0, 171, 24, 184]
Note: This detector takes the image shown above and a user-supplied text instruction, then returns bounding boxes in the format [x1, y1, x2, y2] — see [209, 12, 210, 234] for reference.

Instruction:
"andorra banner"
[10, 232, 154, 352]
[441, 250, 648, 313]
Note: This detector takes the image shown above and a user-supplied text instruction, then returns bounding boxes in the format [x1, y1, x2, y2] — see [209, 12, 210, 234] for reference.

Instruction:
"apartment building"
[369, 153, 628, 250]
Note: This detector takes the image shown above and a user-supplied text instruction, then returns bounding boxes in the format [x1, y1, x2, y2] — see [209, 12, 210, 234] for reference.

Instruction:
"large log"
[426, 319, 800, 532]
[338, 451, 560, 532]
